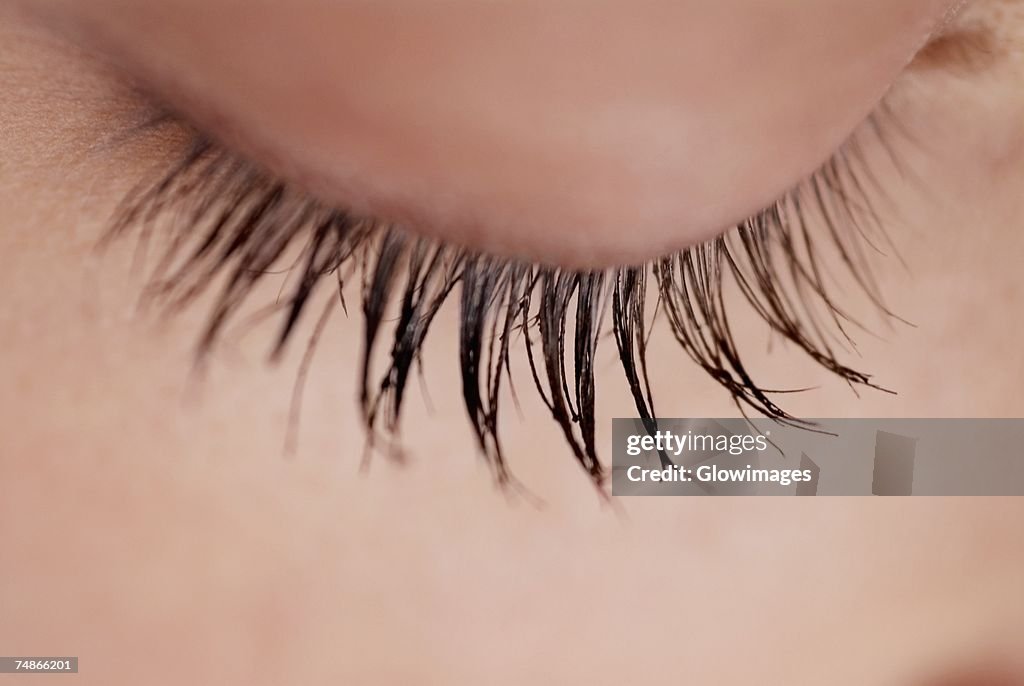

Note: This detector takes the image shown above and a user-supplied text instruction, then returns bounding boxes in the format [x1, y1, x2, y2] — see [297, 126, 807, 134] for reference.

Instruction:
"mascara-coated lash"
[107, 115, 901, 486]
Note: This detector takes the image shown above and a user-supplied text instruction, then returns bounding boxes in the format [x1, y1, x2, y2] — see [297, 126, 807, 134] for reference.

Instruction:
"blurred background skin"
[1, 1, 1024, 685]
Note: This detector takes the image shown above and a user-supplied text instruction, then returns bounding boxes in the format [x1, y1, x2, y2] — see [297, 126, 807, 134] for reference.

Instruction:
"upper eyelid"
[120, 68, 901, 258]
[49, 0, 956, 271]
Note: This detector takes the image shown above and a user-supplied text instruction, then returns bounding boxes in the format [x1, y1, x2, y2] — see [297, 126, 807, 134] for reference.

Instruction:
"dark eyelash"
[107, 116, 900, 487]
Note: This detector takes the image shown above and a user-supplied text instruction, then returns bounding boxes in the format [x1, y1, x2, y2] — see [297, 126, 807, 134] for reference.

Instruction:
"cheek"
[57, 0, 953, 267]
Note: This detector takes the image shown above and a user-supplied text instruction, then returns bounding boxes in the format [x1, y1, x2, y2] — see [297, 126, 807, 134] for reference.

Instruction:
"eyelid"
[50, 0, 953, 269]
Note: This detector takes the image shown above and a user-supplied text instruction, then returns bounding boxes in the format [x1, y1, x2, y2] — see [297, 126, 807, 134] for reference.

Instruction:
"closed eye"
[46, 0, 971, 483]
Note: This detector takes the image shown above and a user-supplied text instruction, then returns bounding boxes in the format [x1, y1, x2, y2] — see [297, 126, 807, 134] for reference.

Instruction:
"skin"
[29, 0, 954, 266]
[1, 1, 1024, 685]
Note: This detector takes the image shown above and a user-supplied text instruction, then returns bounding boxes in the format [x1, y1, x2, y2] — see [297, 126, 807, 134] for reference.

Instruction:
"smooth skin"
[30, 0, 954, 266]
[2, 2, 1024, 685]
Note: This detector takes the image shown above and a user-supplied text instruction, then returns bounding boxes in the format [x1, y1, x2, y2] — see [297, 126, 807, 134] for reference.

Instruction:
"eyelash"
[107, 108, 902, 487]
